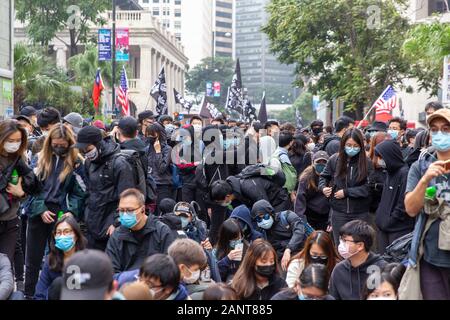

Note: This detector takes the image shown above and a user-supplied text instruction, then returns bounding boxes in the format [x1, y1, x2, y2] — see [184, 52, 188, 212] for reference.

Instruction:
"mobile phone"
[234, 243, 244, 261]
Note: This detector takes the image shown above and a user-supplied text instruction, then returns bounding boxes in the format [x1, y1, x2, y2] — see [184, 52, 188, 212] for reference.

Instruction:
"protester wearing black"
[250, 200, 306, 270]
[75, 126, 136, 250]
[318, 128, 373, 245]
[118, 116, 149, 172]
[106, 189, 175, 275]
[295, 151, 330, 231]
[137, 110, 155, 141]
[375, 140, 415, 253]
[146, 122, 173, 210]
[289, 134, 312, 177]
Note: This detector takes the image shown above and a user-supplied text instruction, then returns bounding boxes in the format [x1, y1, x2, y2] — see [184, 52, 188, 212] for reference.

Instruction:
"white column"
[139, 46, 152, 113]
[55, 45, 68, 70]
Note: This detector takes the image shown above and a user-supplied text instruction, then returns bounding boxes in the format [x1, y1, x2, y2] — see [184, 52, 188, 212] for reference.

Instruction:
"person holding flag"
[117, 65, 130, 117]
[151, 67, 168, 116]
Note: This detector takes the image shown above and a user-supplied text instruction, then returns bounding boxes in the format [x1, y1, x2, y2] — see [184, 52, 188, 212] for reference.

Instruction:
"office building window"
[163, 7, 170, 16]
[152, 7, 160, 15]
[175, 8, 181, 17]
[174, 21, 181, 29]
[153, 0, 159, 3]
[162, 19, 170, 28]
[175, 0, 181, 4]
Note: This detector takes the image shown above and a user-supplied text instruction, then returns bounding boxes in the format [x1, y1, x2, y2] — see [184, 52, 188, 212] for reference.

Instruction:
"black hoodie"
[329, 252, 387, 300]
[374, 140, 415, 233]
[146, 122, 172, 186]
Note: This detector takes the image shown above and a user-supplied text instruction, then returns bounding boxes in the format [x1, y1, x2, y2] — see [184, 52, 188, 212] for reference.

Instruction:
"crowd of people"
[0, 100, 449, 300]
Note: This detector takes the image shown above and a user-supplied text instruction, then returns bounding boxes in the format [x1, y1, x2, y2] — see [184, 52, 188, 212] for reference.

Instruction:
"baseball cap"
[367, 121, 387, 132]
[20, 106, 37, 117]
[313, 151, 330, 163]
[93, 120, 106, 130]
[427, 108, 450, 126]
[13, 115, 33, 126]
[74, 126, 103, 150]
[173, 202, 193, 217]
[63, 112, 84, 134]
[118, 116, 138, 136]
[138, 111, 155, 123]
[61, 249, 114, 300]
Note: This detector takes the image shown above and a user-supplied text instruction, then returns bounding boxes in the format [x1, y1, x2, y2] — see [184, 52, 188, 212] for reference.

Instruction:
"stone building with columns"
[14, 8, 188, 116]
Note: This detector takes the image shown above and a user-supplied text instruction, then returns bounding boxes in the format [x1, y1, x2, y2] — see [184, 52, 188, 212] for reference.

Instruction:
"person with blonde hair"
[24, 124, 87, 299]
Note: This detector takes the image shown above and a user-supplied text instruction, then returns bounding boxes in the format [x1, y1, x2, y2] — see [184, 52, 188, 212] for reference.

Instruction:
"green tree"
[186, 56, 235, 107]
[14, 42, 83, 115]
[250, 86, 297, 105]
[402, 20, 450, 95]
[269, 91, 315, 124]
[15, 0, 109, 57]
[263, 0, 428, 118]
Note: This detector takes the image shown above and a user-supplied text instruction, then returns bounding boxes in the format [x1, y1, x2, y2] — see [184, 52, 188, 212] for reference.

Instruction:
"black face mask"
[53, 146, 69, 157]
[310, 255, 328, 265]
[147, 137, 157, 145]
[255, 264, 276, 278]
[312, 128, 322, 136]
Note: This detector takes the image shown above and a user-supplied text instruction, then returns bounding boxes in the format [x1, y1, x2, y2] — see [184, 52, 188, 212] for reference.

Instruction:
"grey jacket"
[0, 253, 13, 300]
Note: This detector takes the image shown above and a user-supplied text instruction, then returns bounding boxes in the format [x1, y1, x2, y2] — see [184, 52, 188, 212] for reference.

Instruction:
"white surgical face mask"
[306, 143, 315, 151]
[41, 130, 49, 137]
[193, 124, 202, 132]
[4, 141, 21, 154]
[183, 268, 201, 284]
[367, 296, 397, 301]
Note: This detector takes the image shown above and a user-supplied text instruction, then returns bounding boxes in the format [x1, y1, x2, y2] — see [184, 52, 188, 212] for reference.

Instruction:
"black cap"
[13, 115, 33, 126]
[20, 106, 37, 117]
[118, 116, 138, 136]
[61, 249, 114, 300]
[138, 110, 155, 123]
[368, 121, 387, 132]
[74, 126, 103, 150]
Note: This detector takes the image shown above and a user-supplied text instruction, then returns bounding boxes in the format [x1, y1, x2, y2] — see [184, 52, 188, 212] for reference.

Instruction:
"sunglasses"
[255, 213, 271, 223]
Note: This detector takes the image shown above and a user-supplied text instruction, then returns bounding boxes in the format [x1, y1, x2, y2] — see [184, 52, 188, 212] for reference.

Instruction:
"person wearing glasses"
[105, 188, 176, 278]
[272, 263, 335, 300]
[250, 200, 307, 272]
[34, 216, 87, 300]
[329, 220, 386, 300]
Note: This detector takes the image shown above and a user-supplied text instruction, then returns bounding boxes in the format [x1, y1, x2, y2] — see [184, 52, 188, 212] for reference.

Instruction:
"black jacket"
[318, 153, 373, 214]
[368, 167, 386, 212]
[227, 173, 290, 213]
[295, 172, 330, 221]
[271, 289, 335, 300]
[375, 140, 415, 233]
[289, 152, 312, 177]
[84, 140, 136, 241]
[253, 201, 306, 259]
[146, 123, 172, 186]
[323, 135, 340, 156]
[106, 215, 176, 274]
[329, 252, 387, 300]
[244, 275, 287, 300]
[120, 138, 148, 173]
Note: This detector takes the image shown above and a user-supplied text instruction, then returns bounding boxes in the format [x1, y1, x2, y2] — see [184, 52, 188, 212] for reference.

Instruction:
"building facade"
[214, 0, 233, 57]
[0, 0, 13, 119]
[138, 0, 213, 68]
[235, 0, 295, 102]
[15, 8, 188, 116]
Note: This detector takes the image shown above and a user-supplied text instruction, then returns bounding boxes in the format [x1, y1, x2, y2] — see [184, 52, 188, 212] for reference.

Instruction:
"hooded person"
[374, 140, 415, 253]
[229, 205, 263, 242]
[250, 200, 306, 269]
[117, 116, 148, 171]
[74, 126, 136, 250]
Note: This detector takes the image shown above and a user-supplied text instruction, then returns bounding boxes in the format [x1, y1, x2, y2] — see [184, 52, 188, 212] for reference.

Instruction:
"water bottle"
[425, 186, 437, 204]
[58, 211, 64, 220]
[10, 169, 19, 185]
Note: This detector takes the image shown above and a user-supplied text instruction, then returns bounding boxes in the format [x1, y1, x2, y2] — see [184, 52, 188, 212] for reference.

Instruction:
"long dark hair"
[289, 231, 341, 281]
[215, 219, 244, 260]
[289, 135, 307, 156]
[363, 263, 406, 299]
[231, 239, 280, 299]
[0, 119, 28, 160]
[337, 128, 368, 182]
[299, 165, 319, 191]
[48, 216, 87, 272]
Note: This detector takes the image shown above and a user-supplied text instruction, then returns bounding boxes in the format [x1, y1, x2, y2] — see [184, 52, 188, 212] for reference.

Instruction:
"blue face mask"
[257, 216, 274, 230]
[388, 130, 399, 140]
[298, 293, 306, 301]
[180, 217, 190, 229]
[432, 131, 450, 152]
[229, 238, 243, 249]
[314, 163, 326, 174]
[55, 235, 75, 252]
[345, 146, 360, 157]
[120, 212, 139, 229]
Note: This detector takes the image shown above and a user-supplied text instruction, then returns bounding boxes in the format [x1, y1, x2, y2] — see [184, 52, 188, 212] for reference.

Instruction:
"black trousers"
[208, 204, 228, 246]
[14, 215, 26, 282]
[24, 215, 55, 297]
[377, 229, 411, 255]
[155, 184, 174, 215]
[0, 217, 20, 265]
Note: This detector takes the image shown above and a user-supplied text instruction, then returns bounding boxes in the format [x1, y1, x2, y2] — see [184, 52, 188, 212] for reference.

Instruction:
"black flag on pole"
[199, 96, 222, 119]
[225, 59, 245, 120]
[258, 91, 268, 123]
[244, 99, 257, 122]
[150, 66, 168, 116]
[173, 88, 193, 113]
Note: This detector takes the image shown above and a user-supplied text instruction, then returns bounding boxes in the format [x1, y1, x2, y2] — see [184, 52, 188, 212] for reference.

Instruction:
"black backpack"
[236, 164, 277, 180]
[106, 150, 156, 204]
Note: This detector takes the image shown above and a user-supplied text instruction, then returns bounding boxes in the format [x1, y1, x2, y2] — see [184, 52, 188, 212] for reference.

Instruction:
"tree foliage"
[186, 56, 235, 107]
[270, 91, 315, 124]
[15, 0, 109, 56]
[263, 0, 430, 118]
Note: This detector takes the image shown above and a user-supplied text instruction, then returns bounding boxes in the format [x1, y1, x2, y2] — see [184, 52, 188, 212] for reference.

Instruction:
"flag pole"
[357, 104, 376, 129]
[144, 95, 151, 111]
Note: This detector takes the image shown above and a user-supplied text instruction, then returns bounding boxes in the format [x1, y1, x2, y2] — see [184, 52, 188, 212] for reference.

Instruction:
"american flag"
[117, 66, 130, 116]
[373, 85, 399, 115]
